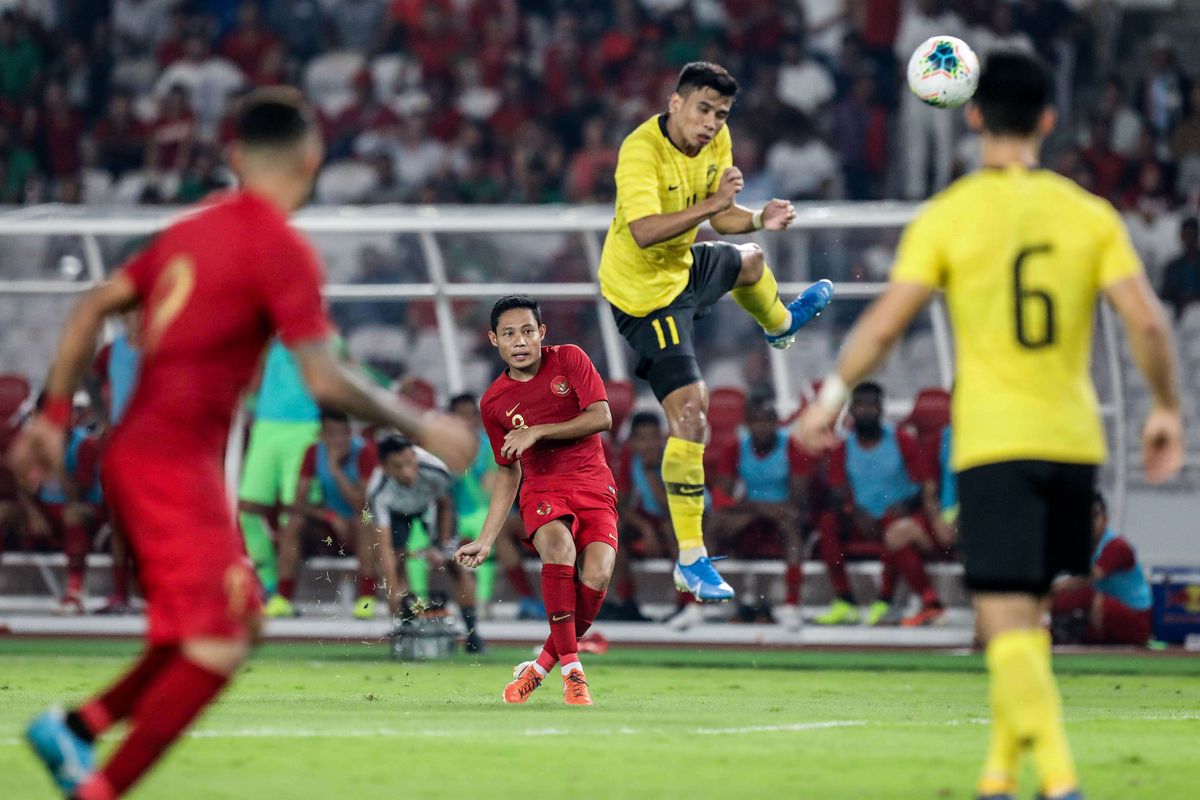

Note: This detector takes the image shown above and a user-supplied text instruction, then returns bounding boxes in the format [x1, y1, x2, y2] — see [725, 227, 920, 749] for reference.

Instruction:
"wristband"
[752, 209, 765, 231]
[816, 375, 848, 413]
[42, 395, 71, 428]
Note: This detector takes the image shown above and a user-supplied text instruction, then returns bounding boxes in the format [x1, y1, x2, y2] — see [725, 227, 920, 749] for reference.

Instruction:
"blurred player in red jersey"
[455, 295, 616, 707]
[13, 87, 477, 800]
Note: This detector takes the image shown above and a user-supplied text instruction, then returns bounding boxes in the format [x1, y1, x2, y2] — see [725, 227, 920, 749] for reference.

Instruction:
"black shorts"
[957, 460, 1097, 596]
[609, 241, 744, 401]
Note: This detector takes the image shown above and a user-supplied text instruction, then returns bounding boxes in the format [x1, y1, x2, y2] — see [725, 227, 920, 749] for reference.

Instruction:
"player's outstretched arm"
[8, 276, 139, 488]
[1104, 274, 1184, 484]
[710, 198, 796, 234]
[793, 281, 934, 453]
[500, 400, 611, 461]
[627, 168, 743, 248]
[454, 461, 521, 569]
[292, 339, 477, 474]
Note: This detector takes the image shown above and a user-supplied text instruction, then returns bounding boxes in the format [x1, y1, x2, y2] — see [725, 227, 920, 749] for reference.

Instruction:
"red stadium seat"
[707, 386, 746, 442]
[0, 373, 30, 453]
[902, 386, 951, 465]
[399, 377, 436, 409]
[604, 379, 635, 437]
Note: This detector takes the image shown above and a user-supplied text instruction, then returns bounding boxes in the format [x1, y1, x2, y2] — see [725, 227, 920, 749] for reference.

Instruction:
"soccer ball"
[906, 36, 979, 109]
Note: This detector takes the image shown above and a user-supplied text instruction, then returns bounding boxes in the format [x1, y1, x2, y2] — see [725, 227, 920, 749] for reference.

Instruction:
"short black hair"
[852, 381, 883, 400]
[490, 294, 542, 331]
[1093, 490, 1107, 515]
[630, 411, 661, 430]
[973, 51, 1052, 137]
[319, 407, 349, 424]
[378, 434, 414, 462]
[448, 392, 477, 410]
[234, 87, 315, 148]
[1182, 217, 1198, 235]
[675, 61, 738, 98]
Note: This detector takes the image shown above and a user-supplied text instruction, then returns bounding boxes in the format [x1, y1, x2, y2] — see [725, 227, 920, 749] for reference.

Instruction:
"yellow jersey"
[890, 166, 1142, 472]
[599, 114, 733, 317]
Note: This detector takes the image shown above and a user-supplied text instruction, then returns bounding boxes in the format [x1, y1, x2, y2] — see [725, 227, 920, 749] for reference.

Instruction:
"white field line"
[3, 713, 1197, 748]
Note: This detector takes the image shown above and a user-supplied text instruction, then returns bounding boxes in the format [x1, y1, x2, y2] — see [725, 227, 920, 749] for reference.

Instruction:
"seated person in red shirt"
[813, 381, 935, 626]
[22, 394, 105, 614]
[607, 411, 672, 621]
[708, 396, 812, 629]
[271, 408, 379, 619]
[1051, 491, 1153, 646]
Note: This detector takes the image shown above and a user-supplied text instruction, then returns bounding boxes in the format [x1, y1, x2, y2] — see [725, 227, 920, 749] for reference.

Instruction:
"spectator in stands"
[1159, 217, 1200, 321]
[154, 33, 245, 137]
[37, 81, 83, 178]
[145, 84, 195, 175]
[92, 91, 147, 179]
[0, 11, 41, 102]
[1051, 492, 1152, 646]
[154, 4, 188, 68]
[708, 396, 813, 629]
[219, 2, 282, 78]
[55, 39, 104, 118]
[971, 2, 1033, 61]
[323, 72, 398, 161]
[175, 145, 230, 202]
[765, 110, 840, 201]
[608, 411, 672, 621]
[112, 0, 172, 57]
[1136, 35, 1190, 138]
[1081, 116, 1126, 203]
[894, 0, 965, 199]
[565, 116, 617, 203]
[273, 409, 380, 619]
[331, 0, 387, 52]
[775, 37, 835, 117]
[1098, 75, 1144, 158]
[376, 114, 447, 196]
[0, 120, 36, 203]
[813, 382, 932, 626]
[264, 0, 325, 64]
[832, 71, 888, 200]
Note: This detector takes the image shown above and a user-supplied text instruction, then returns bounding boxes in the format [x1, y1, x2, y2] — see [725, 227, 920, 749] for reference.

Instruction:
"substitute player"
[795, 53, 1183, 800]
[599, 61, 833, 600]
[455, 295, 616, 706]
[15, 88, 476, 800]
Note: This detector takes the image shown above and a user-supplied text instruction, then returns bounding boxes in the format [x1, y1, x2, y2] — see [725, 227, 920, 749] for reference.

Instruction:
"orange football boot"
[901, 605, 946, 627]
[503, 661, 543, 704]
[562, 667, 593, 706]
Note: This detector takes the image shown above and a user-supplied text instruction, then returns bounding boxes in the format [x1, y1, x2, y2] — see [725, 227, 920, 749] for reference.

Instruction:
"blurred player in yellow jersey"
[796, 52, 1183, 800]
[599, 62, 833, 600]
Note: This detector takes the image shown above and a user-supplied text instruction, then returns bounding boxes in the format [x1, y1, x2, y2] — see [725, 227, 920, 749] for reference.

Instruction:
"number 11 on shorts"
[651, 315, 680, 350]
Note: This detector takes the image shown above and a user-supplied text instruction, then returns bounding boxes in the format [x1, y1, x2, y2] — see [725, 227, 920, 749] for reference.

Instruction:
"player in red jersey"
[455, 295, 617, 707]
[12, 88, 477, 800]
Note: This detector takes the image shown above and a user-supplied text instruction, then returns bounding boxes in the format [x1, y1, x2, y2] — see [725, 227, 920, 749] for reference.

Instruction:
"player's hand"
[760, 199, 796, 231]
[417, 411, 478, 474]
[7, 415, 66, 492]
[501, 425, 541, 460]
[931, 516, 957, 548]
[326, 438, 350, 464]
[454, 539, 492, 569]
[1142, 405, 1184, 484]
[713, 167, 744, 211]
[792, 403, 839, 454]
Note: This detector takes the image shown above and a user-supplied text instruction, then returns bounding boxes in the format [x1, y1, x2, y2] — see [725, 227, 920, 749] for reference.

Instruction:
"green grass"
[1, 639, 1197, 799]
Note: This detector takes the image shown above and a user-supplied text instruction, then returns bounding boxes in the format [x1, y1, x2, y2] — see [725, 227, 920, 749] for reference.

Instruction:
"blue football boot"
[26, 707, 94, 794]
[673, 556, 735, 603]
[764, 279, 835, 349]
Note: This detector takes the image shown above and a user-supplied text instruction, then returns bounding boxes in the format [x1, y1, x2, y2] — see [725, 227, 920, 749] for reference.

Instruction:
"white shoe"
[775, 604, 804, 631]
[665, 603, 705, 631]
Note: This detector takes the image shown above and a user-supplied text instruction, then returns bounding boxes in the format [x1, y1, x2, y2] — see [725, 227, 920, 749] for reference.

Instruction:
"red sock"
[617, 579, 635, 601]
[65, 522, 89, 596]
[538, 582, 607, 671]
[77, 646, 177, 737]
[677, 590, 696, 606]
[504, 565, 534, 598]
[541, 563, 577, 665]
[893, 545, 939, 607]
[785, 563, 802, 605]
[878, 552, 897, 602]
[817, 512, 851, 598]
[111, 559, 130, 603]
[356, 573, 375, 598]
[278, 578, 296, 601]
[80, 654, 229, 798]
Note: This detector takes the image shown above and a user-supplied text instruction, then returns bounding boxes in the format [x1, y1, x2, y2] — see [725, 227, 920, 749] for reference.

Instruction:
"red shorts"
[103, 444, 261, 645]
[1094, 594, 1152, 646]
[520, 484, 619, 553]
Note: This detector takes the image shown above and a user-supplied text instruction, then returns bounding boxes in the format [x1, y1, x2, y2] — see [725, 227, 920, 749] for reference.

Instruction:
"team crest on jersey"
[706, 163, 717, 190]
[551, 375, 571, 396]
[536, 501, 552, 516]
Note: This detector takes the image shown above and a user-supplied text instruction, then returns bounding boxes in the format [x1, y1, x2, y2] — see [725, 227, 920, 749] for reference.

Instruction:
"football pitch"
[1, 640, 1197, 799]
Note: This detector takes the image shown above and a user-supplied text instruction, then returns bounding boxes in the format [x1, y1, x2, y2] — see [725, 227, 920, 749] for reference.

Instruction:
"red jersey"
[113, 190, 332, 462]
[480, 344, 614, 494]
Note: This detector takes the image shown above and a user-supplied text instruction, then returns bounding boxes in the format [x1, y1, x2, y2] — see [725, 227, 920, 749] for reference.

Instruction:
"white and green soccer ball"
[906, 35, 980, 109]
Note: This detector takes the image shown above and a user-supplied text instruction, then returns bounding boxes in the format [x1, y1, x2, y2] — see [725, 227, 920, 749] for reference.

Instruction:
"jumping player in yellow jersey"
[795, 53, 1183, 800]
[599, 62, 834, 600]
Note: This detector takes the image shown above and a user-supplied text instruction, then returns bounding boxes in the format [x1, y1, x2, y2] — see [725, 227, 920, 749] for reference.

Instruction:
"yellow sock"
[662, 436, 706, 550]
[730, 263, 790, 334]
[977, 670, 1021, 795]
[986, 629, 1079, 797]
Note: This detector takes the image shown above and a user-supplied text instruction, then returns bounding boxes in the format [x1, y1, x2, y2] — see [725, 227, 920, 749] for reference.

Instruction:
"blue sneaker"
[673, 557, 735, 602]
[517, 596, 546, 620]
[1035, 792, 1085, 800]
[26, 707, 94, 794]
[764, 279, 835, 349]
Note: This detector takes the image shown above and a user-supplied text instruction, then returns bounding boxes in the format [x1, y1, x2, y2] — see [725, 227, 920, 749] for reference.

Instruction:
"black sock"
[461, 606, 477, 633]
[65, 710, 95, 744]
